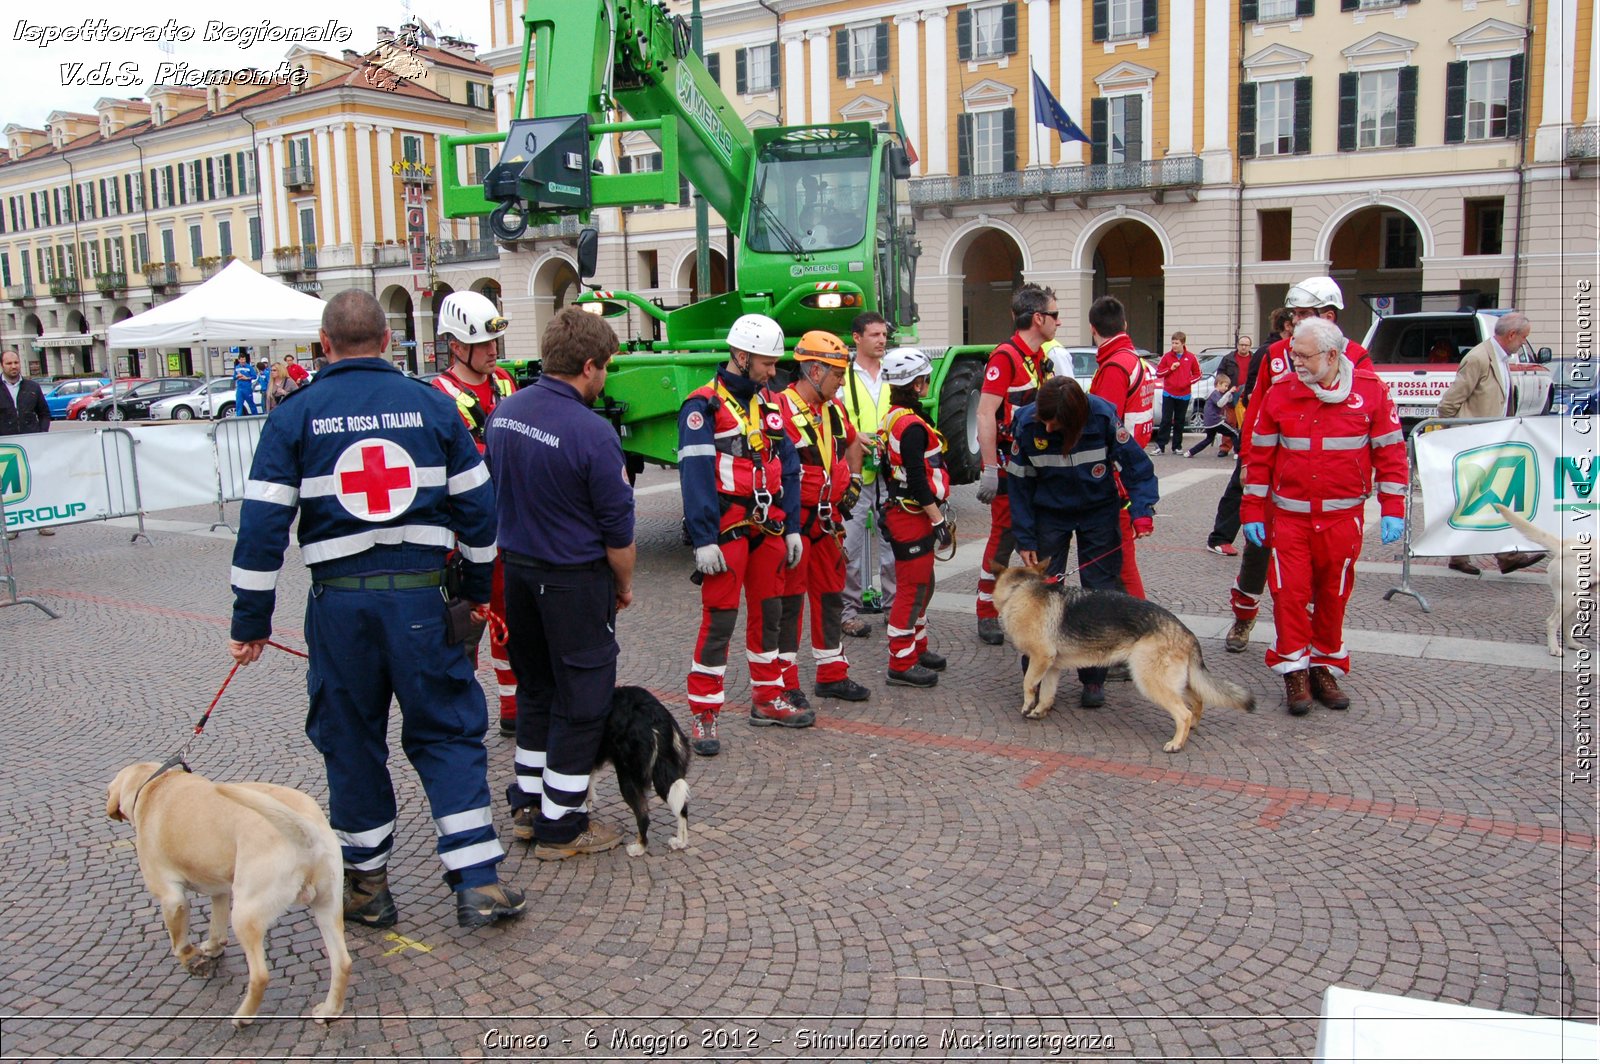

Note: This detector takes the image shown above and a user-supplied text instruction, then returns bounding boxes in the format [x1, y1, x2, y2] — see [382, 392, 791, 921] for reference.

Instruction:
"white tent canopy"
[107, 260, 325, 348]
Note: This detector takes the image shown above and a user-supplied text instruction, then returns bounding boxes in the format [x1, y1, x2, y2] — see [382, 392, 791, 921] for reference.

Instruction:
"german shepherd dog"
[992, 563, 1255, 752]
[598, 687, 692, 855]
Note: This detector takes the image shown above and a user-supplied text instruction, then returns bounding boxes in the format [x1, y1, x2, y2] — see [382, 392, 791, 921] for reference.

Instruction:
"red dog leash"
[183, 640, 309, 757]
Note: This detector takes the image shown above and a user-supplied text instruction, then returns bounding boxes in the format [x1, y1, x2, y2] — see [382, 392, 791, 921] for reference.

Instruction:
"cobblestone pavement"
[0, 452, 1594, 1061]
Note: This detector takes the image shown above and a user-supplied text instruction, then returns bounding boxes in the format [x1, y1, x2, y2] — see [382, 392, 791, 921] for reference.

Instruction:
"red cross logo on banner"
[335, 440, 418, 520]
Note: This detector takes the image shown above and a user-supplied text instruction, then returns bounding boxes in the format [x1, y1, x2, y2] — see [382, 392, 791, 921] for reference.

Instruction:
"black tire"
[173, 406, 194, 421]
[217, 402, 235, 419]
[936, 357, 986, 485]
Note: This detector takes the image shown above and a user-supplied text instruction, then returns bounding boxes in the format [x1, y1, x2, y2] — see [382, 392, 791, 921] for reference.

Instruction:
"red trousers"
[467, 557, 517, 724]
[1264, 513, 1362, 676]
[975, 493, 1014, 619]
[1117, 507, 1145, 600]
[884, 507, 935, 672]
[687, 531, 786, 715]
[778, 530, 852, 688]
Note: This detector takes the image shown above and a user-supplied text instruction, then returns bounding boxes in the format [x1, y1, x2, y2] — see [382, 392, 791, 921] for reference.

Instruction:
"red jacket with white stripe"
[1240, 365, 1408, 528]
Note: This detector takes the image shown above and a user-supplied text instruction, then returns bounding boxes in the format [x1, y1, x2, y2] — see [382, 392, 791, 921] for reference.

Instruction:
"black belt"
[315, 571, 443, 591]
[502, 551, 607, 572]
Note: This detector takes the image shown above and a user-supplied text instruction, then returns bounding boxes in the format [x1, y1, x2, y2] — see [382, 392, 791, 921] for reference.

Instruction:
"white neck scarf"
[1307, 354, 1355, 404]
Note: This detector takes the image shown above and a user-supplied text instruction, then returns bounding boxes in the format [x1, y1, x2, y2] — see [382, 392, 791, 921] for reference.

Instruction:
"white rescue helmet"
[438, 290, 510, 343]
[882, 347, 933, 385]
[726, 313, 785, 359]
[1285, 275, 1344, 311]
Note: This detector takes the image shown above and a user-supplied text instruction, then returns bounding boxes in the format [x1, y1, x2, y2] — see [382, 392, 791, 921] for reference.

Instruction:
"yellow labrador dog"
[106, 761, 350, 1027]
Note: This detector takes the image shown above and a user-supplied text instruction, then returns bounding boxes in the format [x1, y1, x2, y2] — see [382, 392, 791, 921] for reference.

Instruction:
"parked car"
[67, 378, 145, 420]
[86, 377, 201, 421]
[1549, 358, 1595, 416]
[1151, 349, 1231, 431]
[41, 377, 110, 419]
[148, 377, 237, 420]
[1359, 301, 1553, 432]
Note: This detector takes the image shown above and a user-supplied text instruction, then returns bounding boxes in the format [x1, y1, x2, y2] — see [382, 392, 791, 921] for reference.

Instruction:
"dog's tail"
[1186, 649, 1256, 714]
[1492, 503, 1562, 554]
[216, 785, 341, 875]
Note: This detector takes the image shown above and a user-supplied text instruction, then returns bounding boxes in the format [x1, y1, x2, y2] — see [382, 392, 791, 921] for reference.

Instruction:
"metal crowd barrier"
[1382, 415, 1528, 614]
[208, 414, 268, 533]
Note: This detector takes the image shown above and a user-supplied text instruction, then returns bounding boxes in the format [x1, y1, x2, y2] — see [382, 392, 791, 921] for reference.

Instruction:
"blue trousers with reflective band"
[305, 581, 503, 891]
[1040, 503, 1125, 687]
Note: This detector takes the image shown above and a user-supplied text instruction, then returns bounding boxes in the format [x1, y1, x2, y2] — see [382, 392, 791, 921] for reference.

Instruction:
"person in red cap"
[773, 330, 872, 706]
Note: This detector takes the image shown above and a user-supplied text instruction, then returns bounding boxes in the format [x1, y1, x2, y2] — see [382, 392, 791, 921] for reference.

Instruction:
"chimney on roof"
[377, 25, 395, 43]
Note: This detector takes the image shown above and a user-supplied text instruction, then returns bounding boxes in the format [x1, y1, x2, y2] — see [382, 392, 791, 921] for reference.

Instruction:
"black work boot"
[456, 881, 527, 929]
[344, 869, 398, 929]
[887, 664, 939, 688]
[917, 650, 947, 671]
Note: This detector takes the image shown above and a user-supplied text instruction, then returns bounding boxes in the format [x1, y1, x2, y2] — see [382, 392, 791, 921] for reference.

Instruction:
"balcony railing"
[1566, 124, 1599, 161]
[373, 244, 412, 268]
[910, 156, 1206, 209]
[143, 264, 180, 289]
[273, 247, 318, 274]
[49, 277, 80, 299]
[434, 237, 500, 264]
[95, 270, 127, 294]
[282, 163, 315, 189]
[8, 283, 35, 303]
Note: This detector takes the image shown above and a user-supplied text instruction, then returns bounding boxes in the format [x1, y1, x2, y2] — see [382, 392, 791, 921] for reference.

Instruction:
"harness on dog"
[129, 753, 192, 819]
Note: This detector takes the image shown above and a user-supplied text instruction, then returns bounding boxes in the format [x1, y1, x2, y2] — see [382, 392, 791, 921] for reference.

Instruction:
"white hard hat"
[1285, 275, 1344, 311]
[438, 290, 509, 342]
[882, 347, 933, 385]
[726, 313, 785, 359]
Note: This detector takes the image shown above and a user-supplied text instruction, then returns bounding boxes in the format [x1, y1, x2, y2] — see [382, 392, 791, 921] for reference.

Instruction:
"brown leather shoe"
[1447, 556, 1481, 575]
[1308, 666, 1350, 710]
[1284, 671, 1313, 716]
[1224, 616, 1255, 653]
[1497, 551, 1547, 576]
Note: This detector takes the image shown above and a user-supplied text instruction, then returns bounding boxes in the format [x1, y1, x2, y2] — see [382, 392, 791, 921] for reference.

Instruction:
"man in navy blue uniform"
[227, 290, 525, 931]
[1006, 375, 1158, 708]
[485, 307, 637, 859]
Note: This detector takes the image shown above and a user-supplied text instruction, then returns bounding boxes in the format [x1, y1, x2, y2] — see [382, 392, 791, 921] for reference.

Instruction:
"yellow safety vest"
[840, 361, 893, 485]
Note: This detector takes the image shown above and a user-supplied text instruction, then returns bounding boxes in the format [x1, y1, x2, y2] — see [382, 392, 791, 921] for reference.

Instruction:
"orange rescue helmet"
[794, 330, 850, 368]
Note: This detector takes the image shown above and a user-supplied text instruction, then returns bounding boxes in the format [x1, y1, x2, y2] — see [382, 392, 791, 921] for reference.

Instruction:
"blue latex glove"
[1381, 516, 1405, 544]
[1243, 522, 1266, 547]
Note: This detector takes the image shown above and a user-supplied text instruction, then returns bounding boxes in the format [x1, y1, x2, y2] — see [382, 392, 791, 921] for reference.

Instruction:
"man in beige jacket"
[1435, 311, 1545, 575]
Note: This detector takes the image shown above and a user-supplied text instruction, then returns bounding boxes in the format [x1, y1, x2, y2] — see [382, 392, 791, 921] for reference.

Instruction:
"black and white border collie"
[597, 686, 692, 855]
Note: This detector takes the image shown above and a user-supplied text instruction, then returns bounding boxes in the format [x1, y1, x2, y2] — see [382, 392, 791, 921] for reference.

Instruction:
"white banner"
[1413, 415, 1597, 556]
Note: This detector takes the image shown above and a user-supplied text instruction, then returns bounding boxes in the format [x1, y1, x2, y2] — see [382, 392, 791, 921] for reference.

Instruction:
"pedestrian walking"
[1241, 315, 1407, 715]
[838, 311, 895, 637]
[486, 307, 636, 860]
[0, 348, 53, 538]
[973, 282, 1057, 645]
[1007, 375, 1157, 707]
[879, 348, 951, 688]
[1151, 332, 1201, 454]
[1086, 296, 1156, 599]
[232, 353, 260, 415]
[264, 361, 297, 412]
[1182, 372, 1240, 457]
[678, 313, 805, 757]
[227, 290, 524, 930]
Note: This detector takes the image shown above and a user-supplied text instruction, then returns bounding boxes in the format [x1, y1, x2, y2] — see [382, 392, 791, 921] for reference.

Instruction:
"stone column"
[1027, 0, 1051, 167]
[1201, 0, 1231, 182]
[783, 31, 806, 124]
[923, 8, 950, 175]
[807, 28, 832, 125]
[269, 137, 291, 249]
[332, 124, 353, 251]
[353, 125, 375, 260]
[375, 129, 397, 244]
[316, 126, 337, 248]
[895, 13, 922, 175]
[258, 139, 278, 254]
[1534, 0, 1578, 161]
[1168, 0, 1195, 156]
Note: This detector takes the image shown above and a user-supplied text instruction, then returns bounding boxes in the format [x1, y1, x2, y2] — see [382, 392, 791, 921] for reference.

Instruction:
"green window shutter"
[706, 53, 721, 86]
[1443, 61, 1467, 143]
[957, 10, 972, 61]
[1340, 0, 1358, 9]
[1238, 82, 1258, 158]
[770, 44, 781, 89]
[1002, 108, 1016, 171]
[1337, 72, 1358, 152]
[1090, 98, 1108, 165]
[957, 114, 972, 176]
[1507, 54, 1526, 139]
[836, 29, 849, 78]
[875, 23, 889, 74]
[736, 49, 748, 94]
[618, 154, 633, 174]
[1293, 76, 1313, 154]
[1092, 0, 1108, 42]
[1002, 4, 1018, 55]
[1296, 0, 1315, 15]
[1396, 65, 1418, 147]
[1125, 98, 1143, 160]
[1142, 0, 1159, 37]
[1242, 0, 1259, 22]
[206, 158, 216, 200]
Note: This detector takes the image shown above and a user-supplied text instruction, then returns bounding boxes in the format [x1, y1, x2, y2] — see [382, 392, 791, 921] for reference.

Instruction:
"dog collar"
[129, 753, 192, 819]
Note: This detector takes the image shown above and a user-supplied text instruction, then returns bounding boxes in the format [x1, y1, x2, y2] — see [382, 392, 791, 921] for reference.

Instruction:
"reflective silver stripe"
[678, 444, 717, 459]
[1125, 410, 1153, 425]
[1004, 460, 1036, 477]
[1269, 492, 1312, 512]
[458, 541, 498, 563]
[1323, 497, 1365, 511]
[712, 425, 741, 438]
[300, 524, 457, 565]
[447, 463, 490, 494]
[350, 852, 389, 871]
[230, 565, 280, 592]
[1372, 430, 1404, 447]
[543, 768, 590, 792]
[336, 821, 395, 848]
[1321, 434, 1370, 451]
[1279, 436, 1312, 451]
[1030, 454, 1070, 467]
[435, 806, 493, 836]
[1243, 483, 1269, 497]
[438, 839, 505, 870]
[1376, 481, 1408, 495]
[413, 467, 447, 488]
[245, 479, 298, 506]
[1031, 449, 1110, 469]
[1252, 433, 1280, 447]
[514, 748, 545, 769]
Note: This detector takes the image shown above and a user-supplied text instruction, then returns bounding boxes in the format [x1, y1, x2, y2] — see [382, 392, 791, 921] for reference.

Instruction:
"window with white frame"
[1107, 95, 1140, 162]
[1257, 0, 1296, 19]
[1256, 80, 1296, 156]
[972, 6, 1005, 59]
[972, 110, 1007, 175]
[218, 220, 232, 259]
[238, 150, 257, 194]
[467, 82, 491, 109]
[1381, 212, 1420, 269]
[1465, 58, 1511, 141]
[1357, 69, 1399, 149]
[131, 232, 147, 272]
[1109, 0, 1141, 39]
[746, 45, 775, 92]
[848, 26, 879, 77]
[1358, 0, 1401, 8]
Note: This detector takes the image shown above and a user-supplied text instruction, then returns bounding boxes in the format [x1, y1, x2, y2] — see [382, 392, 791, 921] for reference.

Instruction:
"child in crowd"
[1183, 372, 1240, 458]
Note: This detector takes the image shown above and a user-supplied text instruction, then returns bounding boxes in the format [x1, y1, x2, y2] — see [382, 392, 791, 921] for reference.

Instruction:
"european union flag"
[1031, 68, 1091, 145]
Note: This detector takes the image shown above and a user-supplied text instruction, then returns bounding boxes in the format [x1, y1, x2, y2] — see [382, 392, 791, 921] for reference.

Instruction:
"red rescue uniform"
[1088, 332, 1156, 598]
[881, 404, 951, 674]
[1241, 362, 1408, 677]
[975, 333, 1049, 620]
[774, 386, 858, 688]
